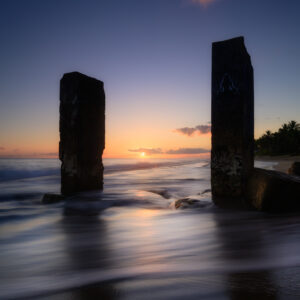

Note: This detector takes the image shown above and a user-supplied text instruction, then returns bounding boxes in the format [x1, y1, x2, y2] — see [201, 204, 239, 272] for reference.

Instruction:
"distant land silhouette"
[255, 120, 300, 156]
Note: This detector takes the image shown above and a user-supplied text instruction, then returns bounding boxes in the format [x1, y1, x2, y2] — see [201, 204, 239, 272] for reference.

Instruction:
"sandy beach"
[256, 155, 300, 173]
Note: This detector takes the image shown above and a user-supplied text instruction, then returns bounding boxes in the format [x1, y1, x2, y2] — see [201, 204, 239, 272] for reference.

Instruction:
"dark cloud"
[128, 147, 209, 155]
[0, 152, 58, 158]
[174, 124, 211, 136]
[0, 147, 5, 151]
[175, 127, 197, 136]
[128, 148, 163, 155]
[35, 152, 58, 157]
[195, 125, 211, 134]
[165, 148, 209, 154]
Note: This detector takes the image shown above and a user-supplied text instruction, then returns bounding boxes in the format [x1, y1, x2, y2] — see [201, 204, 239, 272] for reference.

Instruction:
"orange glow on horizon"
[0, 148, 211, 159]
[0, 122, 212, 159]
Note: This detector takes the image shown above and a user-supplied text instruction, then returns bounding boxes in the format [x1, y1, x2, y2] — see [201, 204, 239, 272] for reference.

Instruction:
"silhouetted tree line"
[255, 121, 300, 155]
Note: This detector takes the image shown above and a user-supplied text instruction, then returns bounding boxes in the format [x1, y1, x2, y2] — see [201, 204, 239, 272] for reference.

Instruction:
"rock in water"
[59, 72, 105, 195]
[42, 193, 65, 204]
[211, 36, 254, 205]
[288, 162, 300, 176]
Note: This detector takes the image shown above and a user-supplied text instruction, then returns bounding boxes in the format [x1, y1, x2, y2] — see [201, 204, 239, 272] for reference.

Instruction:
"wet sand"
[256, 155, 300, 173]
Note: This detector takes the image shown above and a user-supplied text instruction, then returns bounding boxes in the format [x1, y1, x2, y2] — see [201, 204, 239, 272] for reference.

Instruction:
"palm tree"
[286, 120, 300, 131]
[255, 121, 300, 155]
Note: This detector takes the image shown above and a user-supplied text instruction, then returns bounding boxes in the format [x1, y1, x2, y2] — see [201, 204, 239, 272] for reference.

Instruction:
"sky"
[0, 0, 299, 158]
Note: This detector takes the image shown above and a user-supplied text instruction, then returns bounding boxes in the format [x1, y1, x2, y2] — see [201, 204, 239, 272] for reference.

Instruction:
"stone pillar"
[211, 36, 254, 205]
[59, 72, 105, 195]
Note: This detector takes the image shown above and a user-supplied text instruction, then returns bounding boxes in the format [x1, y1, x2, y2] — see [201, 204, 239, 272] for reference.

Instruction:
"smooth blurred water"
[1, 158, 300, 299]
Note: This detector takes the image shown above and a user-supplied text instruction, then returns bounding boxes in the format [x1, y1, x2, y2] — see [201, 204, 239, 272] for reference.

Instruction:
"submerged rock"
[63, 198, 112, 216]
[246, 168, 300, 212]
[174, 198, 212, 209]
[199, 189, 211, 195]
[288, 162, 300, 176]
[42, 193, 65, 204]
[147, 189, 171, 199]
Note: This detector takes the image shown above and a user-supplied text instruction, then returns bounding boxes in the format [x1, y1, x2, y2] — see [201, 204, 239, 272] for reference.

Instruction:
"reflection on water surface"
[0, 158, 300, 299]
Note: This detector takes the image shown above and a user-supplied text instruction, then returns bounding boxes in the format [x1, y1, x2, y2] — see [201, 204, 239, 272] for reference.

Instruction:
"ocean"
[1, 158, 300, 299]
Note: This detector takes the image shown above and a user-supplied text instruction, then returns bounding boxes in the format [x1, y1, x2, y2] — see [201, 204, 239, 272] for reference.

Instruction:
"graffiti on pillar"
[218, 73, 239, 95]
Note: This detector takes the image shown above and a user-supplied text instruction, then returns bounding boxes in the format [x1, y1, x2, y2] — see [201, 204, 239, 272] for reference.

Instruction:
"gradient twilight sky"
[0, 0, 299, 158]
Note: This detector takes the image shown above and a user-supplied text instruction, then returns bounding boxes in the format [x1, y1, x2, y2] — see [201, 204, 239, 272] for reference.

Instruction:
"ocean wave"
[0, 168, 60, 182]
[0, 158, 205, 182]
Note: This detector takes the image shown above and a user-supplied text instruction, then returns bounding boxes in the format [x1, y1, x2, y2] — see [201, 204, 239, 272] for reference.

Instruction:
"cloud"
[166, 148, 209, 154]
[175, 127, 197, 136]
[128, 147, 209, 155]
[190, 0, 216, 7]
[0, 151, 58, 158]
[195, 125, 211, 134]
[128, 148, 163, 155]
[0, 147, 5, 151]
[174, 124, 211, 136]
[33, 152, 58, 157]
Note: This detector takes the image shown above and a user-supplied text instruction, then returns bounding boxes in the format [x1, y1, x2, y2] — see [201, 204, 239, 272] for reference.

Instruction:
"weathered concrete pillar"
[59, 72, 105, 195]
[247, 168, 300, 212]
[211, 36, 254, 205]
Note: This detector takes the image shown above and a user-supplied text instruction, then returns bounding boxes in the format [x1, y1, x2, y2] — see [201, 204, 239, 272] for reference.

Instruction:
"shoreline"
[255, 155, 300, 173]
